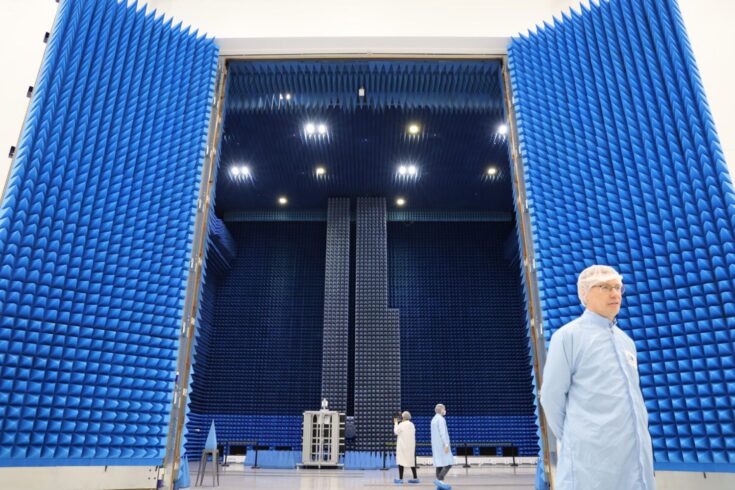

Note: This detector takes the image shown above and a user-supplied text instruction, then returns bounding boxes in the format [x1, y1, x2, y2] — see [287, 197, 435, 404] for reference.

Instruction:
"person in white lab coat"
[540, 265, 655, 489]
[431, 404, 453, 490]
[393, 411, 419, 484]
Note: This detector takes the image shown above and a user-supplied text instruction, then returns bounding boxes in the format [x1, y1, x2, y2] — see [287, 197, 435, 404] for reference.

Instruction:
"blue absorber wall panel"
[0, 0, 218, 466]
[509, 0, 735, 471]
[185, 222, 325, 456]
[410, 416, 538, 457]
[321, 198, 351, 412]
[354, 198, 401, 450]
[388, 222, 537, 455]
[185, 413, 303, 459]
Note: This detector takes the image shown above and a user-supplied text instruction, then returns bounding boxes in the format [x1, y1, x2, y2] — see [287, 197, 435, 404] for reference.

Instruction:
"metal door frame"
[163, 37, 555, 489]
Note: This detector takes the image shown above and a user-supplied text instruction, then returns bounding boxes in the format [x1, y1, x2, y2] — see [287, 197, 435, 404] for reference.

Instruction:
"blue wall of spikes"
[354, 198, 402, 451]
[0, 0, 218, 466]
[509, 0, 735, 471]
[388, 222, 538, 456]
[185, 221, 326, 458]
[321, 199, 351, 413]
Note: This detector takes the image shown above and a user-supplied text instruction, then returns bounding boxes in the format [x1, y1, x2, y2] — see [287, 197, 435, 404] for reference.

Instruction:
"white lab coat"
[394, 420, 416, 467]
[540, 310, 655, 490]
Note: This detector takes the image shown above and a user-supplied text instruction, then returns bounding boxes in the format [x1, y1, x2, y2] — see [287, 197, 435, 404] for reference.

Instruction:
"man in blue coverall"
[540, 265, 655, 489]
[431, 403, 453, 490]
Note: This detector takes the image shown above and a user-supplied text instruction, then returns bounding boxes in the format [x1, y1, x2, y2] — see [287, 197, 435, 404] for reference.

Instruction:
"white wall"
[0, 0, 57, 193]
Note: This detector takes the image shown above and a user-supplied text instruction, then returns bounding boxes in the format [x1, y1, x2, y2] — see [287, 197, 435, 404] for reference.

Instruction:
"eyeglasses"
[593, 284, 625, 294]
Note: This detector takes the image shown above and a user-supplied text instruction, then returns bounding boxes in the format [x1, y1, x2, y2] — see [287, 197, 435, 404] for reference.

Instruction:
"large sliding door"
[0, 0, 218, 486]
[508, 0, 735, 484]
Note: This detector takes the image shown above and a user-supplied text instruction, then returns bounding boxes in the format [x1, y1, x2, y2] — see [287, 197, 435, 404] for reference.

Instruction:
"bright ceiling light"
[408, 123, 420, 135]
[317, 123, 328, 135]
[240, 165, 251, 176]
[315, 166, 326, 176]
[407, 165, 418, 176]
[487, 166, 498, 176]
[278, 196, 288, 205]
[398, 165, 408, 176]
[496, 123, 508, 136]
[285, 93, 292, 100]
[230, 166, 240, 177]
[396, 197, 406, 207]
[305, 123, 316, 135]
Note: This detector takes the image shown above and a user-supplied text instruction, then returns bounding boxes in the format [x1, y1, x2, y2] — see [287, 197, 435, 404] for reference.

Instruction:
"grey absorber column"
[354, 197, 401, 451]
[320, 198, 351, 412]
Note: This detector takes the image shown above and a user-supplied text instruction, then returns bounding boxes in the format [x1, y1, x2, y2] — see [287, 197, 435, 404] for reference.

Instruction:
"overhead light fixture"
[358, 87, 365, 97]
[285, 93, 292, 100]
[397, 164, 419, 179]
[230, 165, 252, 179]
[496, 123, 508, 136]
[317, 123, 328, 135]
[408, 123, 420, 135]
[396, 197, 406, 207]
[315, 166, 326, 176]
[487, 166, 498, 176]
[278, 196, 288, 205]
[305, 123, 316, 135]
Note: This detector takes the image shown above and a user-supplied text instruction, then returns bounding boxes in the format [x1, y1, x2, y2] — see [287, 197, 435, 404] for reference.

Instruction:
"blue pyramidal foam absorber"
[354, 198, 401, 451]
[321, 198, 351, 413]
[0, 0, 218, 466]
[508, 0, 735, 472]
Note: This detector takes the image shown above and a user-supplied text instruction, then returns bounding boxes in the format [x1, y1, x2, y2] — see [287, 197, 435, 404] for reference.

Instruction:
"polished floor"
[189, 464, 536, 489]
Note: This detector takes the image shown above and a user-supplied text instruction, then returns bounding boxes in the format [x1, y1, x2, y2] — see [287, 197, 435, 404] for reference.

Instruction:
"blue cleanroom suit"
[540, 310, 655, 489]
[431, 413, 454, 468]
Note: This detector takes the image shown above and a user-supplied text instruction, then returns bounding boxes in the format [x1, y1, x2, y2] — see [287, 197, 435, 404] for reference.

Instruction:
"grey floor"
[190, 465, 536, 489]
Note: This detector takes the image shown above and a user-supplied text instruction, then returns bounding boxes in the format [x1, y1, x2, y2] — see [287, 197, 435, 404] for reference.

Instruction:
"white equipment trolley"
[300, 399, 345, 468]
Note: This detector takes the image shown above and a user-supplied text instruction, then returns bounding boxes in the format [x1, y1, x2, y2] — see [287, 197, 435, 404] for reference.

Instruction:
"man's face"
[585, 280, 623, 321]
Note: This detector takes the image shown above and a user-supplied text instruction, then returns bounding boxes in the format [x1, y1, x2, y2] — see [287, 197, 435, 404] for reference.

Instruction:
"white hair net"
[577, 265, 623, 306]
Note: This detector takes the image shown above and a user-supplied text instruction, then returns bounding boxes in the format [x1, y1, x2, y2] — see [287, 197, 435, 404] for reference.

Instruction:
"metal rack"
[300, 409, 344, 468]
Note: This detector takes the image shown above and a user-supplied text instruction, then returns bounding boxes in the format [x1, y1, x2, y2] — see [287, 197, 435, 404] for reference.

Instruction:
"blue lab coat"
[540, 310, 655, 489]
[431, 413, 454, 467]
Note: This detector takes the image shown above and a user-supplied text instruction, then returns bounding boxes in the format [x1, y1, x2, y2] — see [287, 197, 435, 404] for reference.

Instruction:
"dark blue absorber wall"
[388, 221, 538, 456]
[186, 222, 326, 457]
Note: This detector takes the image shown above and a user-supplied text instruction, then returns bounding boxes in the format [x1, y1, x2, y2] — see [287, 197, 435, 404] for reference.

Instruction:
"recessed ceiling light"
[398, 165, 408, 176]
[315, 166, 326, 176]
[278, 196, 288, 205]
[487, 166, 498, 176]
[317, 123, 328, 135]
[305, 123, 316, 135]
[407, 165, 418, 176]
[230, 166, 241, 177]
[408, 123, 420, 135]
[241, 165, 251, 176]
[285, 93, 292, 100]
[396, 198, 406, 207]
[496, 123, 508, 136]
